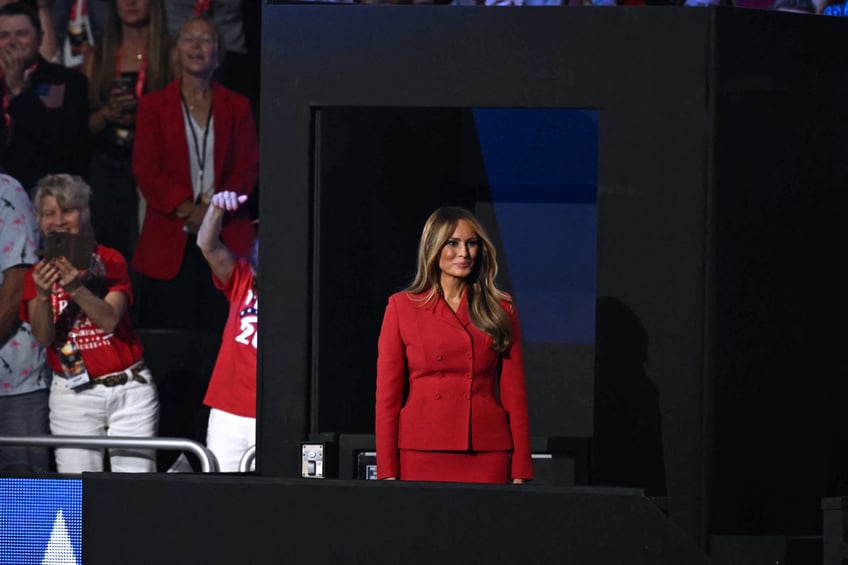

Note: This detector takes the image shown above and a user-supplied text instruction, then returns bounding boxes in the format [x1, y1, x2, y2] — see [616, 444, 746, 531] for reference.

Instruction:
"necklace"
[114, 46, 147, 99]
[182, 89, 209, 112]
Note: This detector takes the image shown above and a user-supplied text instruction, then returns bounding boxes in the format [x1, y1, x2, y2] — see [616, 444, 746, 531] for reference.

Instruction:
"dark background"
[311, 106, 598, 439]
[252, 3, 847, 555]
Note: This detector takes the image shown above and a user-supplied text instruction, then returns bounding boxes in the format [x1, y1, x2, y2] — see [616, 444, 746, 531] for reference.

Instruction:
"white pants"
[206, 408, 255, 472]
[49, 368, 159, 473]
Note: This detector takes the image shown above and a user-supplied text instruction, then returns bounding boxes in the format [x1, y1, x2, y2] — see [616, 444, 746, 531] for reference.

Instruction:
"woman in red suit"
[376, 206, 533, 484]
[131, 14, 258, 330]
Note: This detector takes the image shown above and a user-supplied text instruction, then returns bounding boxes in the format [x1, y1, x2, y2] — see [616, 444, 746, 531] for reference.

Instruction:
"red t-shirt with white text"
[203, 259, 258, 418]
[21, 244, 143, 377]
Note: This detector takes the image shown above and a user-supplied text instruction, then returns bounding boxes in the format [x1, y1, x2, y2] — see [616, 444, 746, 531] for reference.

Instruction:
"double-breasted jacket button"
[438, 371, 444, 378]
[463, 393, 470, 400]
[465, 372, 472, 380]
[435, 393, 442, 400]
[436, 354, 443, 361]
[465, 352, 472, 358]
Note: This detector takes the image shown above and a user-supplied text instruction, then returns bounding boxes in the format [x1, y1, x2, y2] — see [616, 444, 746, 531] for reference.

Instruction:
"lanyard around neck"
[181, 93, 213, 192]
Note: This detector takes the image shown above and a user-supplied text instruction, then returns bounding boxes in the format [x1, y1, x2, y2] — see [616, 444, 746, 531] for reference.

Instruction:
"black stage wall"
[257, 3, 847, 549]
[83, 474, 708, 565]
[258, 4, 713, 543]
[710, 10, 847, 538]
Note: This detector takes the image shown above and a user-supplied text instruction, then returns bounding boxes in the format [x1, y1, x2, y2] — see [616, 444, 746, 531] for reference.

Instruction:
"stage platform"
[83, 474, 708, 564]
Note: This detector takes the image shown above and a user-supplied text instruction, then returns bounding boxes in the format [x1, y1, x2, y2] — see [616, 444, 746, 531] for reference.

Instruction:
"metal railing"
[0, 435, 220, 473]
[239, 444, 256, 473]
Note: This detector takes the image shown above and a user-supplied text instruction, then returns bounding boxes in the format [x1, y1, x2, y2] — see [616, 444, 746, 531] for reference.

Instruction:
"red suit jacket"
[375, 290, 534, 481]
[131, 79, 258, 280]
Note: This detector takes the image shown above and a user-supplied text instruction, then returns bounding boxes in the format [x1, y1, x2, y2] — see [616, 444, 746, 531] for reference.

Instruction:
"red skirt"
[399, 450, 511, 484]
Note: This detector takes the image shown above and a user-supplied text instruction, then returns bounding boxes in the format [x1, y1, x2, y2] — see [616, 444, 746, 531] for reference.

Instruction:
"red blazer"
[131, 79, 258, 280]
[375, 290, 534, 481]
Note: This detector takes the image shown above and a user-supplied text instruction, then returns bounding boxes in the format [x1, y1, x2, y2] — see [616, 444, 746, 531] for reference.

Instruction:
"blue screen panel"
[472, 108, 599, 345]
[0, 478, 82, 565]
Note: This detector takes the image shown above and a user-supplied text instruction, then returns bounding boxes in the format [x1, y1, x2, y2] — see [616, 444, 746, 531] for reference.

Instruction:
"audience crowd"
[0, 0, 257, 474]
[0, 0, 838, 474]
[323, 0, 827, 9]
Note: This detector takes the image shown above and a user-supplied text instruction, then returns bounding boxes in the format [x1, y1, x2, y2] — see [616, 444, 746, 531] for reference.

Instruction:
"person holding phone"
[82, 0, 170, 261]
[21, 173, 159, 473]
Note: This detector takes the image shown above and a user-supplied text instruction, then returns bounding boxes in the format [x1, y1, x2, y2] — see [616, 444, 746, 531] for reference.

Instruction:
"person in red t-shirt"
[197, 189, 257, 472]
[22, 173, 158, 473]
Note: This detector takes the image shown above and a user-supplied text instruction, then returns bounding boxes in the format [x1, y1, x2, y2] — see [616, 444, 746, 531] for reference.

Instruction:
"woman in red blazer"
[131, 15, 258, 330]
[376, 206, 533, 484]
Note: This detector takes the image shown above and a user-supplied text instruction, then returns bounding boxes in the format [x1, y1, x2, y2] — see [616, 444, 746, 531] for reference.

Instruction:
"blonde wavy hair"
[406, 206, 512, 352]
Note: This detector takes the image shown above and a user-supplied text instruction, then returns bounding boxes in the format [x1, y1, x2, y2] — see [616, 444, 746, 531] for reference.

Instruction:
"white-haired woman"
[22, 173, 158, 473]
